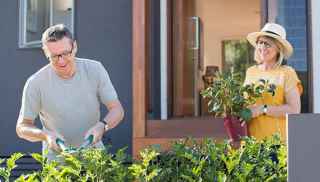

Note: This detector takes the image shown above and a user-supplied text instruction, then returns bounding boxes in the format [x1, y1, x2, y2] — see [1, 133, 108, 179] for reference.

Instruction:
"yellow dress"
[244, 65, 301, 141]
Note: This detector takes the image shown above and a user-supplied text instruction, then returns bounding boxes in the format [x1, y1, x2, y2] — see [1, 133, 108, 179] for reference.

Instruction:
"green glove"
[239, 108, 252, 122]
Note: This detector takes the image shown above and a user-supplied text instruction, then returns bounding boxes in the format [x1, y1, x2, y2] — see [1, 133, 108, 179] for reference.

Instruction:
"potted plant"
[201, 71, 276, 142]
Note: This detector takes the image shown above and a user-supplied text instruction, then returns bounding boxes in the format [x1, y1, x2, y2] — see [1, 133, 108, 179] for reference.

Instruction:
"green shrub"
[15, 146, 133, 182]
[0, 152, 24, 182]
[131, 134, 287, 182]
[3, 135, 287, 182]
[201, 71, 276, 122]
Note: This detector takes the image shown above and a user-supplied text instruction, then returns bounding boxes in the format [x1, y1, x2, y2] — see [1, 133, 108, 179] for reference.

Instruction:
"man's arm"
[102, 99, 124, 129]
[84, 99, 124, 144]
[16, 117, 46, 142]
[16, 116, 63, 151]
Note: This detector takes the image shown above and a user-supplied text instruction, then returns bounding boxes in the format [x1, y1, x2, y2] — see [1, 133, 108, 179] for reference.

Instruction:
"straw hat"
[247, 23, 293, 59]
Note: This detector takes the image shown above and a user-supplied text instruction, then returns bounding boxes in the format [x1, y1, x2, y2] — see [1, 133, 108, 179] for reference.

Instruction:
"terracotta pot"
[223, 115, 248, 142]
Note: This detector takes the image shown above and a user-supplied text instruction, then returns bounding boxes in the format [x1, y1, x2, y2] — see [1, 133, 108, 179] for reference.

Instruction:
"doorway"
[133, 0, 263, 157]
[148, 0, 261, 119]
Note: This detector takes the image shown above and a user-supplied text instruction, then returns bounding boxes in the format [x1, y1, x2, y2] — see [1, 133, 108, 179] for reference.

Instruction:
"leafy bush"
[130, 134, 287, 182]
[14, 146, 133, 182]
[201, 71, 276, 122]
[1, 135, 287, 182]
[0, 153, 24, 182]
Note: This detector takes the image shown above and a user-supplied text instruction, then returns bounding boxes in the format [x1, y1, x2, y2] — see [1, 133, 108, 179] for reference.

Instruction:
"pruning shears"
[56, 135, 94, 154]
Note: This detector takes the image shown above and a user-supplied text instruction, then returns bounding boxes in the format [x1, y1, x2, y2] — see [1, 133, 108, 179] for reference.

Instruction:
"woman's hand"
[248, 105, 263, 118]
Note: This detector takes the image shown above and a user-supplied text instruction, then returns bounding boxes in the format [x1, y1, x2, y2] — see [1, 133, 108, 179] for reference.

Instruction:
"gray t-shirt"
[19, 58, 118, 160]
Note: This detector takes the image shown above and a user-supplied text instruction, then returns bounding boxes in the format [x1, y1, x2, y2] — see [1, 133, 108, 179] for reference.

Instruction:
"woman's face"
[255, 36, 279, 64]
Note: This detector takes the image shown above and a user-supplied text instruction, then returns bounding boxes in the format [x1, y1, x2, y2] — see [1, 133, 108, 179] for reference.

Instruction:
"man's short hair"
[41, 24, 73, 44]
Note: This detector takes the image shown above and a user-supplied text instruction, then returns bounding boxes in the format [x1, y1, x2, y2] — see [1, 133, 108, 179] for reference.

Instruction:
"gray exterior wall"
[287, 114, 320, 181]
[0, 0, 132, 155]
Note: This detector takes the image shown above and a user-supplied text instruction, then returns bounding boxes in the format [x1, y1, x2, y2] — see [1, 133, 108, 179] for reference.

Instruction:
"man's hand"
[17, 118, 64, 152]
[84, 122, 105, 145]
[43, 130, 65, 152]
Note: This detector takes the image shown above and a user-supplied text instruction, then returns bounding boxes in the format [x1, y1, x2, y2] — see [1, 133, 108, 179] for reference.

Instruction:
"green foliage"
[15, 147, 133, 182]
[201, 71, 276, 122]
[79, 146, 133, 181]
[0, 152, 24, 182]
[131, 134, 287, 182]
[4, 135, 287, 182]
[129, 148, 161, 182]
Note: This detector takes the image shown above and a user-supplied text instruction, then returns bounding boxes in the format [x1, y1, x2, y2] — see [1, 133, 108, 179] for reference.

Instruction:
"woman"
[244, 23, 302, 141]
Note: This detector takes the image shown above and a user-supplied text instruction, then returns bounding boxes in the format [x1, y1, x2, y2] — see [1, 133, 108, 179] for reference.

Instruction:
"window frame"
[265, 0, 312, 113]
[18, 0, 75, 48]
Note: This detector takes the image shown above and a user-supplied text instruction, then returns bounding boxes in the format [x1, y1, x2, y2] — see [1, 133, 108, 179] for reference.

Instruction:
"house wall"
[312, 0, 320, 112]
[194, 0, 261, 71]
[0, 0, 132, 155]
[287, 114, 320, 181]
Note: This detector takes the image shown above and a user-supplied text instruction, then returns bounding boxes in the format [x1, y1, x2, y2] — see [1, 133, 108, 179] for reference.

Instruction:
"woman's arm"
[266, 86, 301, 117]
[249, 87, 301, 118]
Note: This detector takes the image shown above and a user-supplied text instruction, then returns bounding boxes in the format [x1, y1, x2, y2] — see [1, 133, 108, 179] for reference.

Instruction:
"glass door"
[171, 0, 200, 117]
[133, 0, 263, 157]
[147, 0, 261, 120]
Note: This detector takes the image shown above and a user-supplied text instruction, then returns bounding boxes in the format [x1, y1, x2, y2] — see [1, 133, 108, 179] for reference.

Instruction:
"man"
[16, 24, 124, 161]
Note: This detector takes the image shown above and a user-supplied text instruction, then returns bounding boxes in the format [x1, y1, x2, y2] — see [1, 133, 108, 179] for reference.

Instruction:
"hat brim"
[247, 32, 293, 59]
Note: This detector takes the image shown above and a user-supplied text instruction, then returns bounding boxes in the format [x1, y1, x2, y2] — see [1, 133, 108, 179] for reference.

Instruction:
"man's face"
[43, 37, 77, 79]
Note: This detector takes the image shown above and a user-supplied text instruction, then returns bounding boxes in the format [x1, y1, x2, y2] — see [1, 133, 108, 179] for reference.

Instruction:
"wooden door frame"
[132, 0, 228, 158]
[132, 0, 267, 158]
[132, 0, 148, 140]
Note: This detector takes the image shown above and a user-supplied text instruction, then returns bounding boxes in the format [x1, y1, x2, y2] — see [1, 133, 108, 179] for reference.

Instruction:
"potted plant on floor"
[201, 71, 276, 142]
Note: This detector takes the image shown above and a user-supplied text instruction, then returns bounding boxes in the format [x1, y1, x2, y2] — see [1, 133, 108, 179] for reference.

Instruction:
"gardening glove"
[239, 108, 252, 122]
[84, 122, 105, 145]
[43, 129, 65, 152]
[248, 105, 263, 118]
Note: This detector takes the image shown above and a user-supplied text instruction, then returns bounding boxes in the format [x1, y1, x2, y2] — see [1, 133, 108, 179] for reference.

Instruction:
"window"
[222, 39, 255, 78]
[267, 0, 310, 113]
[19, 0, 74, 48]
